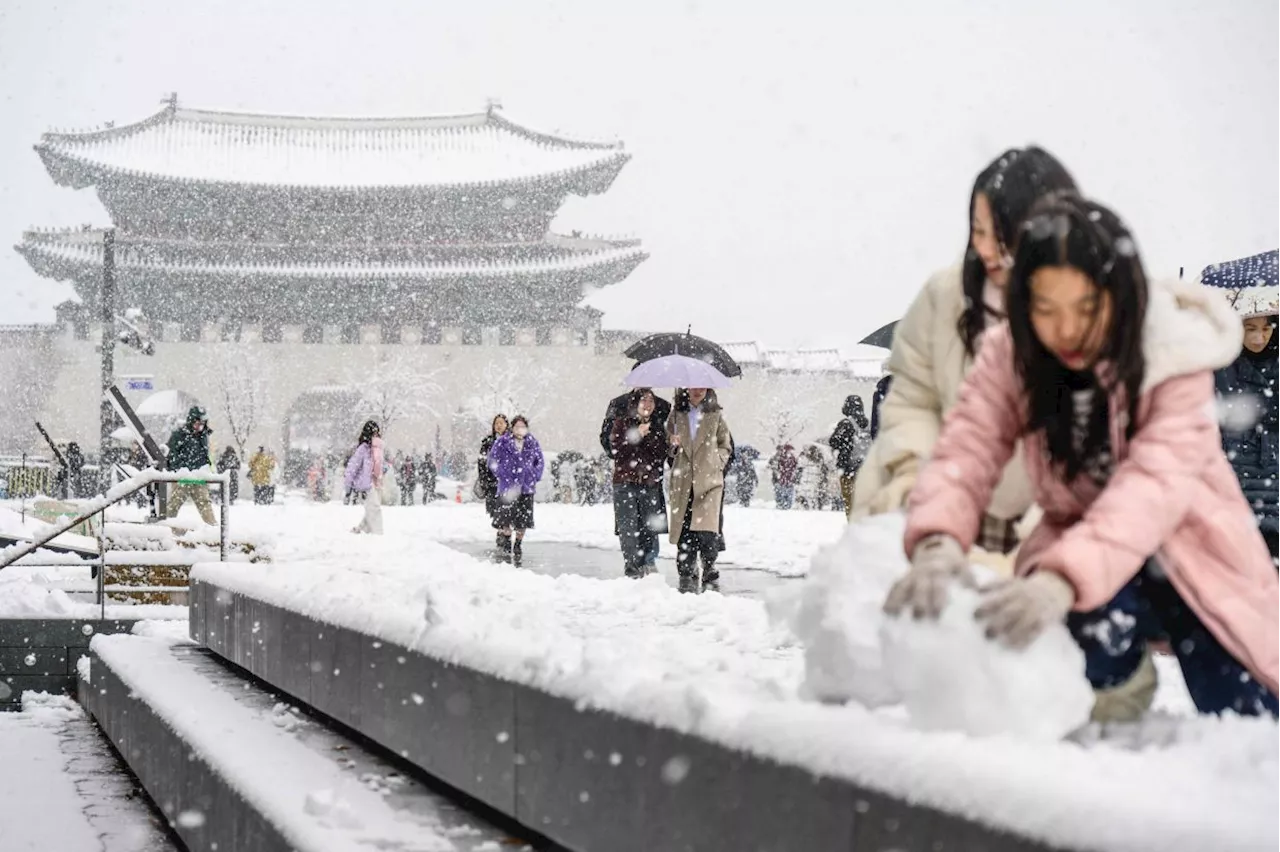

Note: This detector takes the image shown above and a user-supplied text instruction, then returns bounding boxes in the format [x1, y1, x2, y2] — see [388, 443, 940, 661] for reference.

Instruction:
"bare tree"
[355, 350, 443, 433]
[462, 355, 558, 425]
[213, 347, 268, 457]
[755, 371, 831, 448]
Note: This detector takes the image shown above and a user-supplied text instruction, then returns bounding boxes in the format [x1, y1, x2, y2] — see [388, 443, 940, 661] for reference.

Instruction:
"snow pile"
[881, 579, 1094, 741]
[766, 512, 906, 707]
[0, 572, 79, 616]
[773, 513, 1093, 741]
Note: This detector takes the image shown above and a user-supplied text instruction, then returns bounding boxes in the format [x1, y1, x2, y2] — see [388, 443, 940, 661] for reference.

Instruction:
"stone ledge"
[190, 579, 1059, 852]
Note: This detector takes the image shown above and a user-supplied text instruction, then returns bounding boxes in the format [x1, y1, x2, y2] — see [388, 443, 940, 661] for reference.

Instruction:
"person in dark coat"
[732, 449, 758, 506]
[870, 374, 893, 439]
[769, 444, 800, 509]
[399, 454, 417, 505]
[829, 395, 871, 519]
[165, 406, 216, 524]
[602, 388, 672, 563]
[478, 415, 508, 549]
[62, 442, 85, 499]
[216, 446, 241, 503]
[1215, 313, 1278, 557]
[420, 453, 438, 503]
[610, 388, 670, 577]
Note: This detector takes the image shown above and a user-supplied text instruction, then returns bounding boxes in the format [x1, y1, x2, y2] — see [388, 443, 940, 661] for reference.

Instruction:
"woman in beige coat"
[853, 147, 1077, 560]
[667, 387, 733, 593]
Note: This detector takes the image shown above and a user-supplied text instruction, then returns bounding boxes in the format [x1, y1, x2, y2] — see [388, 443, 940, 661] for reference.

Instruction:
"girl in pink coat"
[891, 193, 1278, 718]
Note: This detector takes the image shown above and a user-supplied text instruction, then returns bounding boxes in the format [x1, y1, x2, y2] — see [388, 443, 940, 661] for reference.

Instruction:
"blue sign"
[126, 379, 154, 391]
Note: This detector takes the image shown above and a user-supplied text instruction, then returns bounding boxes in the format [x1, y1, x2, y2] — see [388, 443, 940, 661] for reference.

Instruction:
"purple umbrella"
[623, 354, 732, 389]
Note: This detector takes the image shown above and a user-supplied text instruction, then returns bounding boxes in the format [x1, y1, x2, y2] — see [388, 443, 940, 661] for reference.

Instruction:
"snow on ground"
[222, 493, 845, 578]
[0, 692, 170, 851]
[189, 500, 1276, 852]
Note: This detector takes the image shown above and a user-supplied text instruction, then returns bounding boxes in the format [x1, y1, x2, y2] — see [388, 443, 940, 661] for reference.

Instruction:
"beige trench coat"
[666, 404, 733, 543]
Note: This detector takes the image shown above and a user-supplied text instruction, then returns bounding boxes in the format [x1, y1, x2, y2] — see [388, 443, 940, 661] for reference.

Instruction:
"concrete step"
[81, 634, 537, 852]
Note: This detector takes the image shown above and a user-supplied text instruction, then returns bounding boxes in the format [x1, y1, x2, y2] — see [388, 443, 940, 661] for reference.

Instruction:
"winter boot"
[512, 539, 523, 567]
[1091, 644, 1159, 724]
[701, 561, 721, 592]
[494, 532, 512, 563]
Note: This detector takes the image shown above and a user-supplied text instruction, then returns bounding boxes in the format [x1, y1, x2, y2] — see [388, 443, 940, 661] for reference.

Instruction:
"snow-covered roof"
[16, 228, 648, 283]
[719, 341, 764, 365]
[717, 341, 888, 378]
[35, 101, 630, 191]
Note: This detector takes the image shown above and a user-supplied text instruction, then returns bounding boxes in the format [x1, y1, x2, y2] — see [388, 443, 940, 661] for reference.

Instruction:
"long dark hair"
[358, 420, 380, 445]
[958, 147, 1079, 356]
[1005, 193, 1147, 481]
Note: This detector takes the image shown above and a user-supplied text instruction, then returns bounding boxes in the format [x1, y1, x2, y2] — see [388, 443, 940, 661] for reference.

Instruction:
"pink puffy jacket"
[904, 281, 1278, 695]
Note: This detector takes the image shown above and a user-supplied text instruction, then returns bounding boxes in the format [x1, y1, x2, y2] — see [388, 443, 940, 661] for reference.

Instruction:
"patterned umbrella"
[1198, 249, 1278, 319]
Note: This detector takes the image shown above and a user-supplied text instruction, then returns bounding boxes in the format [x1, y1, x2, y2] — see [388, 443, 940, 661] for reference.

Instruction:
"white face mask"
[514, 426, 528, 438]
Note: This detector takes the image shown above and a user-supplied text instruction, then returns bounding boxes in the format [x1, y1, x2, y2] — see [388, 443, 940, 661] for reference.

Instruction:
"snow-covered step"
[0, 691, 177, 851]
[81, 633, 532, 852]
[190, 570, 1065, 852]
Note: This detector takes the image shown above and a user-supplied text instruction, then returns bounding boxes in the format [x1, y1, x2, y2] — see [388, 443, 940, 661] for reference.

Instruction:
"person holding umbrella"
[610, 388, 670, 577]
[666, 386, 734, 592]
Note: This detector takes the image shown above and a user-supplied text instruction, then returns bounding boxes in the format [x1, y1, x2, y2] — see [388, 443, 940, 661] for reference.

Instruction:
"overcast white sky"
[0, 0, 1275, 348]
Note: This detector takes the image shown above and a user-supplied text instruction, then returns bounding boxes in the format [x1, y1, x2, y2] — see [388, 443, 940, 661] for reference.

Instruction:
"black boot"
[677, 572, 697, 594]
[701, 561, 721, 593]
[495, 532, 512, 562]
[512, 538, 523, 567]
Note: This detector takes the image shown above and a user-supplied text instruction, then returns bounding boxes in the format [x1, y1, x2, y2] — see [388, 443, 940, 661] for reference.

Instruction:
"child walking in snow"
[890, 193, 1278, 720]
[344, 421, 384, 535]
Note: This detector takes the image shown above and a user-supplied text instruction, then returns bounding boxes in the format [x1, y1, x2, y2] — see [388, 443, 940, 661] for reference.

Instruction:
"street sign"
[124, 378, 154, 391]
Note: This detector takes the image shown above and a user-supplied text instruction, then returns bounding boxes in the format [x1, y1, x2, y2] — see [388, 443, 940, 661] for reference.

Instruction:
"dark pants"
[614, 483, 663, 572]
[1261, 527, 1278, 562]
[676, 490, 719, 578]
[1067, 562, 1277, 717]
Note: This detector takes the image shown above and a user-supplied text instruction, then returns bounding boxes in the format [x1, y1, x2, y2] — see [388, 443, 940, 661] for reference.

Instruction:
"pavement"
[439, 538, 795, 600]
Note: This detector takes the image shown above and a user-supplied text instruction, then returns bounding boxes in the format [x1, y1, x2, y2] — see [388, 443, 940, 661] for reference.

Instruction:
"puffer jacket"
[905, 279, 1277, 695]
[1215, 340, 1278, 535]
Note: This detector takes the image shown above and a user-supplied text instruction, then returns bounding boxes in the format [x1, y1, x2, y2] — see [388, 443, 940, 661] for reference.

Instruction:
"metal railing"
[0, 468, 229, 618]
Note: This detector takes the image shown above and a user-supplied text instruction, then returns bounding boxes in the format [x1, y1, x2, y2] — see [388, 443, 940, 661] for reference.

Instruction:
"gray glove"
[974, 571, 1076, 649]
[883, 533, 975, 620]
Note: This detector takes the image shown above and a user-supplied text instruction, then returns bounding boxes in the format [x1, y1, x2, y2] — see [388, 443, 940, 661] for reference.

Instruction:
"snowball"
[881, 577, 1094, 742]
[775, 512, 1094, 741]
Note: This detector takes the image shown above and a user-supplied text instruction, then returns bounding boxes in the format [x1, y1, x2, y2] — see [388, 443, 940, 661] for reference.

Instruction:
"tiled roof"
[16, 228, 648, 283]
[35, 102, 629, 191]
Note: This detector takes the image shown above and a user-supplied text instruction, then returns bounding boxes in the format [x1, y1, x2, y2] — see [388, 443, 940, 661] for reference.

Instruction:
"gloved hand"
[883, 533, 974, 619]
[866, 460, 918, 515]
[974, 571, 1076, 649]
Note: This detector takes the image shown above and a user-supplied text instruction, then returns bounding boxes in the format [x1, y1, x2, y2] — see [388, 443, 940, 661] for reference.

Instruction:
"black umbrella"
[624, 331, 742, 378]
[859, 321, 898, 349]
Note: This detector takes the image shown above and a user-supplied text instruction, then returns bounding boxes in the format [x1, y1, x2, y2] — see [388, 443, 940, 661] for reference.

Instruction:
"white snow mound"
[882, 578, 1095, 741]
[775, 513, 1094, 741]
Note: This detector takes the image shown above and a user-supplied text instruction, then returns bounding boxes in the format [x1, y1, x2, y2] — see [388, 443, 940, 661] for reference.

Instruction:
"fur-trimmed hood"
[1140, 278, 1244, 394]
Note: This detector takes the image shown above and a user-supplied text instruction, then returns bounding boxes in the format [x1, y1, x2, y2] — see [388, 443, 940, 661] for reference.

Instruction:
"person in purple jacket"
[487, 415, 545, 565]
